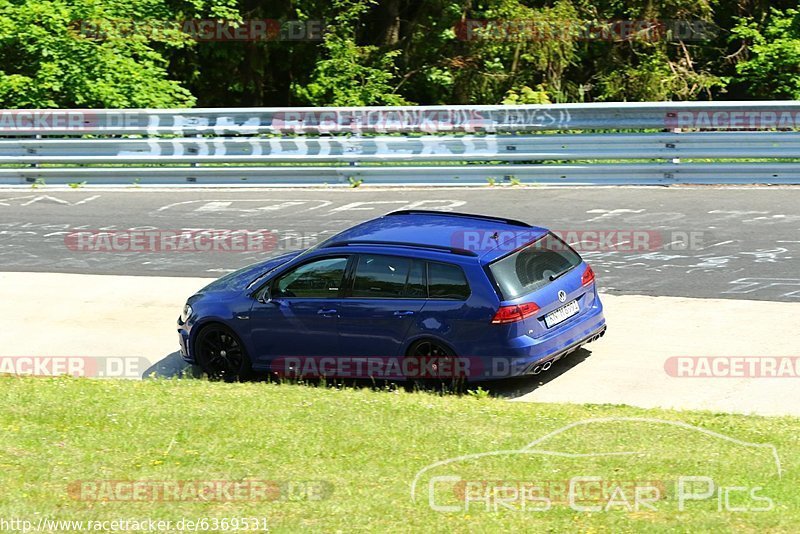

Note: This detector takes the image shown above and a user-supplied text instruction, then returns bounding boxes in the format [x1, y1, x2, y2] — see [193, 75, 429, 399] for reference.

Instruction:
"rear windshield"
[488, 233, 582, 299]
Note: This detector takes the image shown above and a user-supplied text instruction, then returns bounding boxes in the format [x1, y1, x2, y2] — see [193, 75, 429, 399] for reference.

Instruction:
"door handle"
[393, 310, 415, 317]
[317, 308, 338, 316]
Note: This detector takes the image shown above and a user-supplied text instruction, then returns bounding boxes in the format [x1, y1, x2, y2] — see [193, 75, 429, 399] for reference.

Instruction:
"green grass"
[1, 377, 798, 533]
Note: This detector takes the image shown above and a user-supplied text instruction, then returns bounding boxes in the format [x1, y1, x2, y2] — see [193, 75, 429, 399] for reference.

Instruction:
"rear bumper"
[517, 323, 606, 376]
[469, 299, 606, 381]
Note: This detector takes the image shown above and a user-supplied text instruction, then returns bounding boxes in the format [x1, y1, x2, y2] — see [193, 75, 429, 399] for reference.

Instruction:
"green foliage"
[292, 0, 408, 105]
[466, 386, 490, 399]
[398, 0, 583, 104]
[0, 0, 795, 108]
[596, 49, 725, 102]
[1, 377, 798, 531]
[502, 85, 551, 105]
[731, 8, 800, 99]
[0, 0, 238, 108]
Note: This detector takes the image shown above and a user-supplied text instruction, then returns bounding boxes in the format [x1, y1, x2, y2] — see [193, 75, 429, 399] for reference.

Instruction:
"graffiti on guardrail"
[270, 109, 572, 133]
[0, 109, 574, 134]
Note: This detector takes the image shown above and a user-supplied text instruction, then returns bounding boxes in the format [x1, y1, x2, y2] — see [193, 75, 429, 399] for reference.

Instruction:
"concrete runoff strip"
[510, 294, 800, 416]
[0, 272, 209, 378]
[0, 272, 797, 416]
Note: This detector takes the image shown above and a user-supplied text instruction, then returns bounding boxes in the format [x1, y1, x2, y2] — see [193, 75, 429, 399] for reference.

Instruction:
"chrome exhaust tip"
[542, 361, 552, 371]
[532, 365, 542, 375]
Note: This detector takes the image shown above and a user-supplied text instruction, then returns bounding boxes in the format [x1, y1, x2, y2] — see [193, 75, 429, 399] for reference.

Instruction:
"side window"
[274, 257, 347, 298]
[428, 262, 470, 300]
[352, 254, 411, 298]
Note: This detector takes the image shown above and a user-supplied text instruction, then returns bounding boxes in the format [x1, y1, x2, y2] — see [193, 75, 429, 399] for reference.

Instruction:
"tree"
[0, 0, 797, 108]
[0, 0, 238, 108]
[730, 8, 800, 99]
[292, 0, 408, 106]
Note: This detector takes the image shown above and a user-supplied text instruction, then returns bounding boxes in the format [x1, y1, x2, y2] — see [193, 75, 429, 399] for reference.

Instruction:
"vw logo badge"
[558, 290, 567, 303]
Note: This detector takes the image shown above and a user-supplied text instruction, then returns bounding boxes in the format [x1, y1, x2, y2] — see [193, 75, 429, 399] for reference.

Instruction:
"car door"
[336, 254, 427, 358]
[247, 255, 351, 364]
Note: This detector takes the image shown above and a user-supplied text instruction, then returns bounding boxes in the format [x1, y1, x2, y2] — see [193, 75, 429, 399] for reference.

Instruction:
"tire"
[404, 339, 464, 392]
[193, 323, 252, 382]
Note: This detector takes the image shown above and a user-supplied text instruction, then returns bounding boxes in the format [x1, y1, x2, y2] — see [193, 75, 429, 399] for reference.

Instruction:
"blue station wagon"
[177, 210, 606, 382]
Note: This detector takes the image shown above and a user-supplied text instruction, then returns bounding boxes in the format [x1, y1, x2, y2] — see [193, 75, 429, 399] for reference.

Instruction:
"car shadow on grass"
[479, 347, 594, 399]
[259, 346, 596, 398]
[142, 351, 202, 379]
[320, 346, 595, 398]
[140, 346, 595, 399]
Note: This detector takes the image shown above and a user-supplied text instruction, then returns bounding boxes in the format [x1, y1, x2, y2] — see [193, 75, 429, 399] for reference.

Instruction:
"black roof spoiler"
[386, 210, 531, 228]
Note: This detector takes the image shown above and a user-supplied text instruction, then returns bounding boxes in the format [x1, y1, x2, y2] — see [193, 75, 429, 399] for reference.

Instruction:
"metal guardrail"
[1, 101, 799, 185]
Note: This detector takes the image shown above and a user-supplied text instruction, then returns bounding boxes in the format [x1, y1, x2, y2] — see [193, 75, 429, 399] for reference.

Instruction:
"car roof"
[323, 210, 549, 264]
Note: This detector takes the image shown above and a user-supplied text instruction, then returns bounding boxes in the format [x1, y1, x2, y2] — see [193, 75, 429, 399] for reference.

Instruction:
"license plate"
[544, 300, 580, 328]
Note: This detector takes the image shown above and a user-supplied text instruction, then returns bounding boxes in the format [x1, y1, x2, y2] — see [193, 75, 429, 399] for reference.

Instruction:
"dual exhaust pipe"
[530, 327, 606, 375]
[531, 360, 553, 375]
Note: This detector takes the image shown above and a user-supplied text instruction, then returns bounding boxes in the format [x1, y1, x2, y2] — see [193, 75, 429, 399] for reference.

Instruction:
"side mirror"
[257, 286, 272, 304]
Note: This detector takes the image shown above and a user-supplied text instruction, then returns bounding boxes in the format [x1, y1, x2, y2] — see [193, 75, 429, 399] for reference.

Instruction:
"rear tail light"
[491, 302, 540, 324]
[581, 265, 595, 286]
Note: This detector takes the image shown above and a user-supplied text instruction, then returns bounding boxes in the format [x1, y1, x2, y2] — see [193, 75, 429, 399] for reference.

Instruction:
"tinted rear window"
[428, 262, 470, 300]
[350, 255, 429, 298]
[352, 254, 411, 298]
[489, 233, 581, 299]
